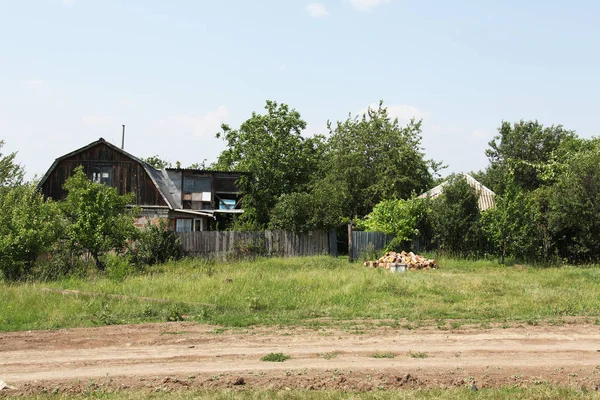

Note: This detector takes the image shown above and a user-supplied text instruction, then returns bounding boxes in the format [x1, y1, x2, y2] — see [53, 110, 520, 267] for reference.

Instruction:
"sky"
[1, 0, 599, 180]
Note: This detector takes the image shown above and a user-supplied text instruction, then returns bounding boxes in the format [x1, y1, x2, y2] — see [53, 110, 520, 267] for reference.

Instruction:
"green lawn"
[2, 256, 600, 332]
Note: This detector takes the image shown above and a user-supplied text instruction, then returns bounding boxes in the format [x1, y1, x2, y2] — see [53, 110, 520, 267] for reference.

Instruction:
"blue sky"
[1, 0, 599, 179]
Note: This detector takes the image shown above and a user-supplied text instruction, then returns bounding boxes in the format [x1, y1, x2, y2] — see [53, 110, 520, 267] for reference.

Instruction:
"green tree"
[357, 197, 430, 252]
[481, 176, 538, 263]
[0, 184, 63, 280]
[429, 175, 481, 255]
[481, 120, 576, 193]
[324, 101, 441, 220]
[548, 143, 600, 262]
[215, 100, 326, 228]
[269, 187, 345, 232]
[0, 140, 24, 187]
[61, 167, 138, 270]
[142, 155, 171, 170]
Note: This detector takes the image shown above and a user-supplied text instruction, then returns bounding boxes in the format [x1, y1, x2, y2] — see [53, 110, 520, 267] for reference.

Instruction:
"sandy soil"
[1, 320, 600, 395]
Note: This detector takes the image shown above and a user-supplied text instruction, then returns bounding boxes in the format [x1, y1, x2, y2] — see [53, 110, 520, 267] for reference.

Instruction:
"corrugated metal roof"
[418, 173, 496, 211]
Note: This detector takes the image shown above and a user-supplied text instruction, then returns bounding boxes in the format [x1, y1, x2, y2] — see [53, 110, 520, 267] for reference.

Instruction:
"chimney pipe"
[121, 125, 125, 149]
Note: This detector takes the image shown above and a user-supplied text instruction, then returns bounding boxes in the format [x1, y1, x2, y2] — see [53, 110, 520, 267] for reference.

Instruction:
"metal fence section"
[350, 231, 394, 261]
[176, 230, 334, 259]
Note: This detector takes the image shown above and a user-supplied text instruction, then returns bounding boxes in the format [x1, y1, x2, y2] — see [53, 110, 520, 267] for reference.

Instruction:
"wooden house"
[38, 138, 244, 231]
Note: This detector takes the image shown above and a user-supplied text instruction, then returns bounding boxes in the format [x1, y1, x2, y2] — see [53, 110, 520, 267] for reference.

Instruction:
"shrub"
[0, 184, 63, 281]
[131, 219, 182, 266]
[261, 352, 290, 362]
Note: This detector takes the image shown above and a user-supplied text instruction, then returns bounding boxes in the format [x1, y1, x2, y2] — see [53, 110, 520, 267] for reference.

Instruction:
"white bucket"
[389, 264, 397, 273]
[397, 264, 406, 273]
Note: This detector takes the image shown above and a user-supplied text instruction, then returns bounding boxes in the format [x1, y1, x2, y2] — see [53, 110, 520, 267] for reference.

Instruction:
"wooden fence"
[176, 230, 333, 258]
[350, 231, 394, 260]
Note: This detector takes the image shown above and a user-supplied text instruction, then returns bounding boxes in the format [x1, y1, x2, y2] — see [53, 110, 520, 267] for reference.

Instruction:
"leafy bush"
[429, 174, 482, 256]
[261, 352, 290, 362]
[104, 253, 135, 281]
[131, 219, 182, 266]
[0, 184, 63, 280]
[548, 145, 600, 262]
[357, 197, 430, 251]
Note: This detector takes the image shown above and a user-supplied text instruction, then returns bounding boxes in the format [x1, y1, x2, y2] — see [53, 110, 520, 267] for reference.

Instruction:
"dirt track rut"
[2, 321, 600, 393]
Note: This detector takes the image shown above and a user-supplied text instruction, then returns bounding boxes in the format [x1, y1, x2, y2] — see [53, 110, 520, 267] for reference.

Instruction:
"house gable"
[39, 139, 168, 207]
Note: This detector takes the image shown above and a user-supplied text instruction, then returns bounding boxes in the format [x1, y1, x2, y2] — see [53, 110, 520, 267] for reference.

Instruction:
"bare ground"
[2, 320, 600, 395]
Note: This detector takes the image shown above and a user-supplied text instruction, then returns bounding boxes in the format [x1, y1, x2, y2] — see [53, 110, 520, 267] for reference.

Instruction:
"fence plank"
[176, 230, 332, 259]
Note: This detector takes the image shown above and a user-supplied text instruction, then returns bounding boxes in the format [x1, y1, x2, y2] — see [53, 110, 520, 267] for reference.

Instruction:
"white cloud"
[350, 0, 390, 12]
[362, 103, 430, 122]
[279, 64, 287, 71]
[62, 0, 74, 5]
[161, 105, 229, 138]
[306, 2, 329, 18]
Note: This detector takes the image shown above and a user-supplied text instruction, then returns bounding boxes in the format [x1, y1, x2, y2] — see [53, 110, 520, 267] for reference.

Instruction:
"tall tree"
[0, 140, 24, 187]
[548, 143, 600, 262]
[481, 120, 576, 193]
[215, 100, 326, 228]
[61, 167, 138, 270]
[325, 101, 441, 220]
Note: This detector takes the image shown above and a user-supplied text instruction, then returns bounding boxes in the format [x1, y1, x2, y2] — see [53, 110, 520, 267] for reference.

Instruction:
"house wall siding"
[41, 143, 167, 207]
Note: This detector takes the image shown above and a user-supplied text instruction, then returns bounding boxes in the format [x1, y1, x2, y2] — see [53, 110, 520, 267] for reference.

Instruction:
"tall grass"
[2, 256, 600, 332]
[11, 386, 600, 399]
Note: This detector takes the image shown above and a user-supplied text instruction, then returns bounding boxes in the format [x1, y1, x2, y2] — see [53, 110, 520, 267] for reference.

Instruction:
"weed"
[370, 351, 395, 359]
[319, 351, 340, 360]
[407, 350, 428, 358]
[450, 321, 462, 330]
[261, 352, 291, 362]
[166, 302, 188, 322]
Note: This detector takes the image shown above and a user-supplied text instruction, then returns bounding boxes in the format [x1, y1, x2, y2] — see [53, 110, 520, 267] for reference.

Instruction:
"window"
[219, 199, 236, 210]
[194, 218, 204, 232]
[183, 176, 210, 192]
[176, 219, 192, 232]
[92, 166, 112, 186]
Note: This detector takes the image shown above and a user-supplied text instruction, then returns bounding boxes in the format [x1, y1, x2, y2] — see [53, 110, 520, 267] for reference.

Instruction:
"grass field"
[2, 256, 600, 332]
[11, 387, 600, 399]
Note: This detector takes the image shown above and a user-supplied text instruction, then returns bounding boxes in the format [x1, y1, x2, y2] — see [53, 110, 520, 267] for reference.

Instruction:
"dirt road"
[2, 321, 600, 394]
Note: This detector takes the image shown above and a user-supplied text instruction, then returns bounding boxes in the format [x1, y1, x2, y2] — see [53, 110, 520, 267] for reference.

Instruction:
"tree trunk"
[92, 253, 105, 271]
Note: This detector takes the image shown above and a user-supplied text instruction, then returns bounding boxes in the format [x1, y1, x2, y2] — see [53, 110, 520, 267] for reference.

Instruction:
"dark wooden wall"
[40, 143, 167, 207]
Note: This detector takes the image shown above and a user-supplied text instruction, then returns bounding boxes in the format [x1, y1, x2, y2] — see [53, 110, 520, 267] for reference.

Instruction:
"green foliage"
[261, 352, 291, 362]
[357, 198, 429, 251]
[0, 184, 63, 280]
[0, 139, 24, 187]
[481, 176, 540, 263]
[548, 143, 600, 262]
[429, 175, 481, 255]
[131, 219, 182, 266]
[324, 101, 441, 220]
[142, 155, 171, 169]
[104, 253, 135, 282]
[370, 351, 396, 358]
[61, 166, 139, 270]
[269, 188, 345, 232]
[483, 120, 576, 193]
[215, 100, 326, 228]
